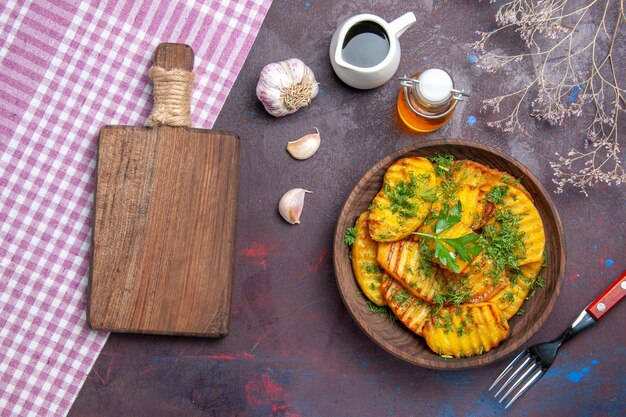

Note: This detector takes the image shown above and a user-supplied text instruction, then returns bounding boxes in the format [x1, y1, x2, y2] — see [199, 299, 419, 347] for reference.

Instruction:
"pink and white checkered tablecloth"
[0, 1, 271, 415]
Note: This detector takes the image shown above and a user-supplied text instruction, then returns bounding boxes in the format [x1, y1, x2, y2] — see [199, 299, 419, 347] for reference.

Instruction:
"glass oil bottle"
[397, 68, 469, 133]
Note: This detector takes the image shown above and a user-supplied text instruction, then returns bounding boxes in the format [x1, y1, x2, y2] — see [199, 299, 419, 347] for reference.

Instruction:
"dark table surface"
[70, 1, 625, 416]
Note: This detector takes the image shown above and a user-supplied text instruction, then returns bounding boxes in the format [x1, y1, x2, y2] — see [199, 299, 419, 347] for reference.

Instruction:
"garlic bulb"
[256, 59, 319, 117]
[286, 128, 320, 160]
[278, 188, 312, 224]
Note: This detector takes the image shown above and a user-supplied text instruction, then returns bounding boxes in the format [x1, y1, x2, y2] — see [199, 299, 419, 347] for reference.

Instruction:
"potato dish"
[348, 156, 545, 358]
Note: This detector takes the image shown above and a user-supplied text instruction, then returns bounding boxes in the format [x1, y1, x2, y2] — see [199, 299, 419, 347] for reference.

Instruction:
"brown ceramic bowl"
[333, 139, 566, 370]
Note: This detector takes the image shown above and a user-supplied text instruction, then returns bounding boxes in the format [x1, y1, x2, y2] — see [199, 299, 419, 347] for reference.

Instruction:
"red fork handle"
[585, 270, 626, 320]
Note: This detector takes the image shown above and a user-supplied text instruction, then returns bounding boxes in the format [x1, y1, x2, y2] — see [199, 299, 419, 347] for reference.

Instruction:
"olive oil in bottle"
[397, 68, 469, 133]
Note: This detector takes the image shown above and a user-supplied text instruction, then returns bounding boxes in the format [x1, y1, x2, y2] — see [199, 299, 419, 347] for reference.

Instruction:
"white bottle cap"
[416, 69, 453, 107]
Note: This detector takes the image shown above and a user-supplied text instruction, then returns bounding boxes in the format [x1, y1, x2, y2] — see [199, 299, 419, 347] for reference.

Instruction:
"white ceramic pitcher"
[330, 12, 416, 90]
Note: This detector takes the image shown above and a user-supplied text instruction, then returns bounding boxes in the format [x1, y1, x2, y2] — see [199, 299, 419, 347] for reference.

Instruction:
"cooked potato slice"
[506, 188, 544, 265]
[369, 157, 436, 242]
[456, 185, 483, 229]
[453, 160, 532, 201]
[381, 275, 431, 336]
[377, 238, 444, 303]
[431, 184, 486, 229]
[423, 302, 509, 357]
[489, 261, 543, 320]
[443, 255, 508, 303]
[483, 184, 545, 266]
[351, 211, 386, 306]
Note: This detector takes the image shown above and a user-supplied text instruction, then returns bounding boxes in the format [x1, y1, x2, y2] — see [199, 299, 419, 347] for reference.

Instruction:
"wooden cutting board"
[89, 43, 240, 337]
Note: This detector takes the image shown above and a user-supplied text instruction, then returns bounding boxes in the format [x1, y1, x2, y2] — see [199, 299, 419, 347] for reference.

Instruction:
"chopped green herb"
[466, 310, 475, 326]
[430, 154, 461, 204]
[355, 291, 363, 297]
[502, 175, 523, 185]
[344, 227, 357, 246]
[457, 320, 469, 337]
[392, 289, 412, 306]
[440, 354, 454, 359]
[433, 288, 471, 313]
[509, 269, 523, 286]
[367, 301, 397, 323]
[499, 291, 515, 303]
[481, 209, 526, 281]
[419, 188, 438, 202]
[526, 276, 545, 300]
[418, 252, 434, 276]
[430, 154, 454, 176]
[516, 308, 525, 316]
[364, 262, 382, 275]
[440, 181, 461, 205]
[485, 185, 510, 204]
[368, 202, 383, 210]
[383, 173, 434, 219]
[433, 311, 454, 334]
[422, 210, 438, 226]
[535, 276, 545, 288]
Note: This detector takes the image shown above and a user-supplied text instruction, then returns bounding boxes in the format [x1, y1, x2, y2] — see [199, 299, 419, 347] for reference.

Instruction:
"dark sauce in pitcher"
[341, 21, 390, 68]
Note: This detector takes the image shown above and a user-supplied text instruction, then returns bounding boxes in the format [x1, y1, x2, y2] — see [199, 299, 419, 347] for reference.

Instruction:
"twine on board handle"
[148, 66, 195, 127]
[147, 43, 196, 127]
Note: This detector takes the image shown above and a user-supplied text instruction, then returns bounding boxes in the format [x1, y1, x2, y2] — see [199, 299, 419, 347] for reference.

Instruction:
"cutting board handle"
[149, 43, 195, 127]
[155, 42, 194, 72]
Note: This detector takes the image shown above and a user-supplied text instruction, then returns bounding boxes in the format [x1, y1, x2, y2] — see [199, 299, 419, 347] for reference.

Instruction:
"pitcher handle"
[388, 12, 416, 38]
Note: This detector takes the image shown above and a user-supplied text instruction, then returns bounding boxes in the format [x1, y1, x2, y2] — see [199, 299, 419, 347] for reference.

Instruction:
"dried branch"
[474, 0, 625, 195]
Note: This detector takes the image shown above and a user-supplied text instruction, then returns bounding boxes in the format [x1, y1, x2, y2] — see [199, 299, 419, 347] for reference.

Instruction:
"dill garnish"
[367, 301, 397, 323]
[432, 279, 472, 314]
[432, 310, 454, 334]
[392, 289, 412, 306]
[485, 184, 510, 204]
[383, 173, 436, 219]
[481, 209, 526, 282]
[363, 262, 382, 275]
[499, 291, 515, 303]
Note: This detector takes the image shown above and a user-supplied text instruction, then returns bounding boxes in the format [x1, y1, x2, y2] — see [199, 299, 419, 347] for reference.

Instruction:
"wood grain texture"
[333, 139, 566, 369]
[89, 43, 240, 336]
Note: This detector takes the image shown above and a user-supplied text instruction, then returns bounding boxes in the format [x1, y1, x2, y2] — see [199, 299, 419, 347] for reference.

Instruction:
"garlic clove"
[286, 128, 321, 160]
[278, 188, 312, 224]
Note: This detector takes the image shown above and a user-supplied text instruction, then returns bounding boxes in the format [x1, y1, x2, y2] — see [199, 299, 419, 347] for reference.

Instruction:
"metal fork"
[489, 270, 626, 409]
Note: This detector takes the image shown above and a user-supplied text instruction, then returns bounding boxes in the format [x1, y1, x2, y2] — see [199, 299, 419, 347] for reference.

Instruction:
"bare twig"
[474, 0, 625, 195]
